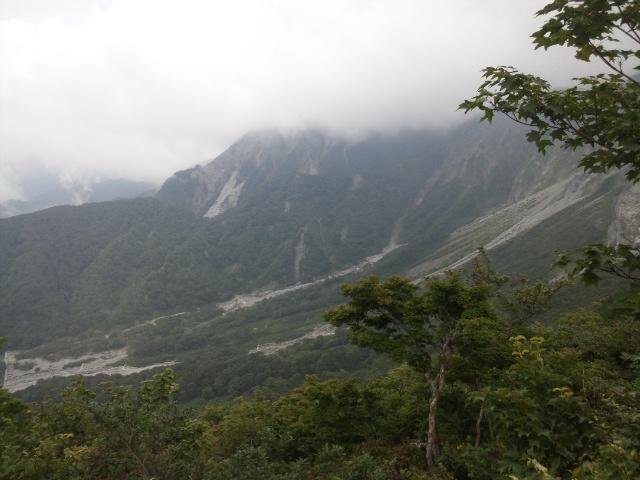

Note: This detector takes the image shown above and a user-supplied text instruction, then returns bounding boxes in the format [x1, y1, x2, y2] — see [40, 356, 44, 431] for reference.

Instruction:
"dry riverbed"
[3, 348, 177, 393]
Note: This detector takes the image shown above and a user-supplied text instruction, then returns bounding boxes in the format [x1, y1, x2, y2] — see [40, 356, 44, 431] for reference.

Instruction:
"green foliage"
[324, 271, 496, 375]
[458, 8, 640, 475]
[555, 243, 640, 286]
[484, 336, 596, 476]
[495, 274, 571, 324]
[460, 68, 640, 181]
[3, 2, 640, 478]
[533, 0, 640, 69]
[2, 287, 640, 478]
[555, 243, 640, 319]
[461, 0, 640, 329]
[325, 252, 573, 470]
[274, 376, 373, 455]
[1, 369, 206, 480]
[460, 0, 640, 182]
[573, 437, 640, 480]
[365, 366, 427, 441]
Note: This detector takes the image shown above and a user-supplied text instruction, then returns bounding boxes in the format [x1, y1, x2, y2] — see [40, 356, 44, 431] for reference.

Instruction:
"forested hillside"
[2, 258, 639, 479]
[0, 116, 635, 407]
[2, 1, 640, 477]
[1, 119, 629, 350]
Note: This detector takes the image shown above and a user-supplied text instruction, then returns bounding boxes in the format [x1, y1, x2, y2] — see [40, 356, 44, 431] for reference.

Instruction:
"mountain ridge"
[1, 117, 637, 401]
[0, 177, 156, 218]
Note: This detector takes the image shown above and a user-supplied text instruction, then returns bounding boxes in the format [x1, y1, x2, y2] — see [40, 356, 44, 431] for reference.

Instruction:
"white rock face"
[300, 161, 319, 176]
[203, 171, 245, 218]
[218, 241, 405, 314]
[122, 311, 189, 333]
[461, 174, 595, 250]
[3, 349, 177, 393]
[608, 183, 640, 246]
[409, 172, 609, 277]
[249, 324, 336, 356]
[294, 228, 306, 278]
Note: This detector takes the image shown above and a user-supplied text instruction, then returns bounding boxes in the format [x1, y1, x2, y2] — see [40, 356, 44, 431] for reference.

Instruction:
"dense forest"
[2, 1, 640, 478]
[2, 254, 639, 479]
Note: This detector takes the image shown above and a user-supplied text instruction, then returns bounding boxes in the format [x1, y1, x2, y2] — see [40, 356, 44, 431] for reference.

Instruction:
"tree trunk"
[475, 402, 485, 447]
[488, 416, 494, 441]
[426, 363, 445, 470]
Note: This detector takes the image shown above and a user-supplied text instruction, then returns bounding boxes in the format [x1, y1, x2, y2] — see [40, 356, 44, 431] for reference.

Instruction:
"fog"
[0, 0, 602, 201]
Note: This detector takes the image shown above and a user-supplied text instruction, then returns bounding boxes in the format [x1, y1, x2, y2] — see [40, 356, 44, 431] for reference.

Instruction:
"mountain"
[0, 175, 156, 218]
[1, 118, 637, 402]
[156, 128, 447, 278]
[155, 120, 634, 280]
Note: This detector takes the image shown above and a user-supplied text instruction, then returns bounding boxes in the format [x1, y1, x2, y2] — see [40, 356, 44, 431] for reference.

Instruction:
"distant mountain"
[155, 120, 634, 280]
[156, 128, 447, 279]
[0, 176, 156, 218]
[2, 118, 637, 401]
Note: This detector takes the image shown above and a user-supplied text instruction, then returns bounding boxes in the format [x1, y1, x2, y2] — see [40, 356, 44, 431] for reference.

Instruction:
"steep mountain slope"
[0, 130, 446, 348]
[1, 118, 636, 401]
[157, 128, 447, 277]
[155, 119, 620, 282]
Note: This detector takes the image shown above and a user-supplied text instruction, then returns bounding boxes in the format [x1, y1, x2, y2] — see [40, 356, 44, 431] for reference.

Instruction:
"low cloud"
[0, 0, 601, 200]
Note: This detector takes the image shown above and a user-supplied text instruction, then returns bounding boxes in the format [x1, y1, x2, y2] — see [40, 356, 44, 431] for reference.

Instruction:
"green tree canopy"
[324, 263, 510, 470]
[460, 0, 640, 182]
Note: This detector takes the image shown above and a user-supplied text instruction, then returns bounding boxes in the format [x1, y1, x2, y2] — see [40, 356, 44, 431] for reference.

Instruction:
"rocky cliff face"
[156, 130, 344, 217]
[608, 183, 640, 246]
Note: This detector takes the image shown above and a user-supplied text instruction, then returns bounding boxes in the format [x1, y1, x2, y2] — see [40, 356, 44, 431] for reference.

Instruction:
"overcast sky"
[0, 0, 601, 201]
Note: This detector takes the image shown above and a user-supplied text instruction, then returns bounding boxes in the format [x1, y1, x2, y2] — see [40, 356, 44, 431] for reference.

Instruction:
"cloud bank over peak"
[0, 0, 601, 200]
